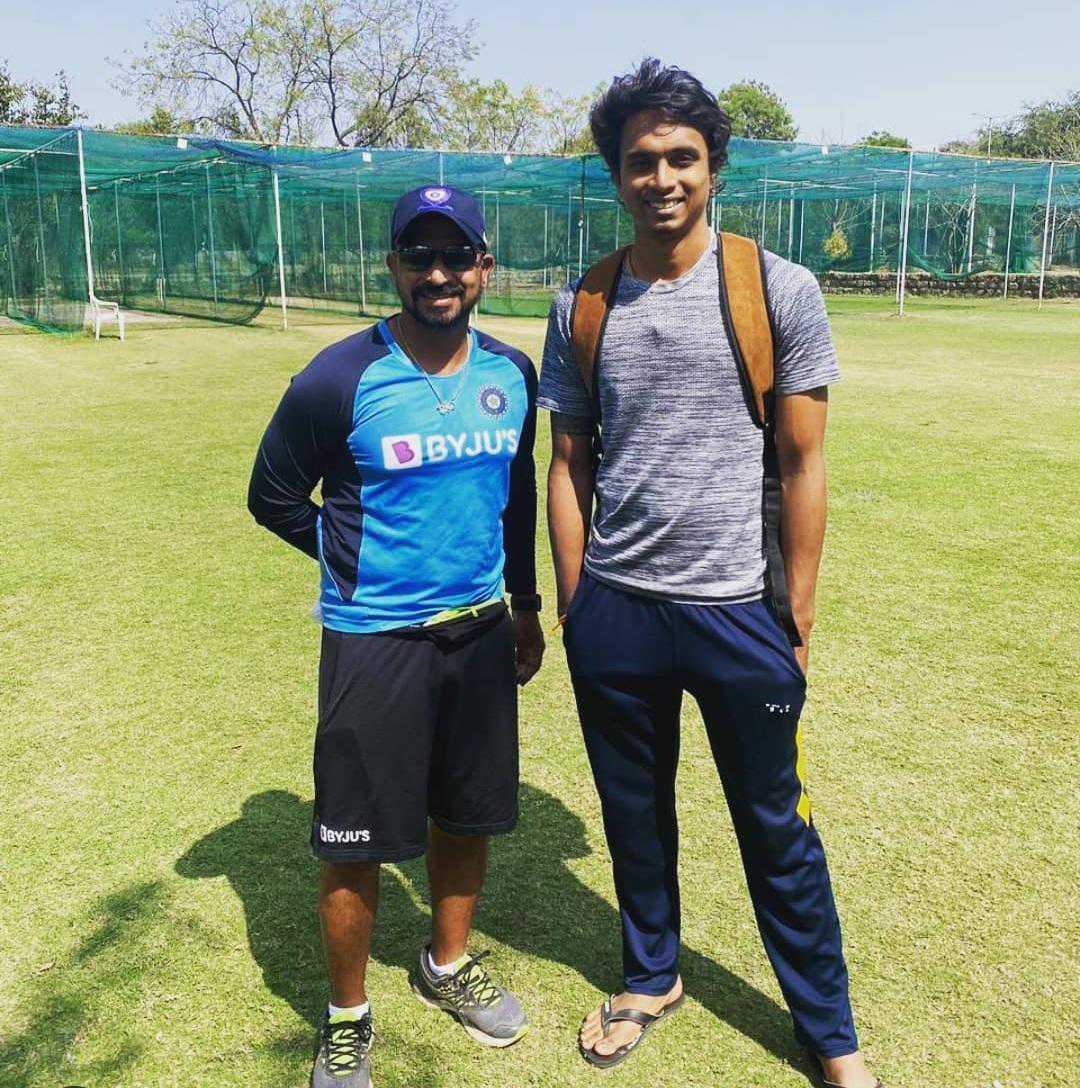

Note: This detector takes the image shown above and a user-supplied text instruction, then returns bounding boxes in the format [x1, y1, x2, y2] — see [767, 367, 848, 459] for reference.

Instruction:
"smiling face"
[386, 214, 493, 331]
[615, 109, 713, 243]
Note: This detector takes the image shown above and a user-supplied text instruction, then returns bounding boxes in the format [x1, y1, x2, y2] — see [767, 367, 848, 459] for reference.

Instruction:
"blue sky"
[5, 0, 1077, 148]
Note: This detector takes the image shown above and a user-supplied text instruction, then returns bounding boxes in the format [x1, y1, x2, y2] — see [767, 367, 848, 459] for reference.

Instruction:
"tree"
[943, 91, 1079, 161]
[421, 78, 546, 153]
[860, 130, 910, 149]
[112, 0, 474, 146]
[115, 107, 193, 136]
[717, 80, 797, 142]
[0, 61, 84, 125]
[543, 84, 603, 155]
[416, 79, 601, 155]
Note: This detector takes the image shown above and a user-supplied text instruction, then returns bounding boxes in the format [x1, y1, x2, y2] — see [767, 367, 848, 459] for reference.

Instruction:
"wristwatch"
[510, 593, 542, 612]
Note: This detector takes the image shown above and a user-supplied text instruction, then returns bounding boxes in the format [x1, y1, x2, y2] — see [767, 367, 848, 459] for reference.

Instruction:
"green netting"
[0, 130, 87, 331]
[2, 124, 1078, 334]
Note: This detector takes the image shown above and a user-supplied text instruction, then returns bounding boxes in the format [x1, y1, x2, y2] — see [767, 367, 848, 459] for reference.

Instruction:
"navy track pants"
[563, 572, 858, 1057]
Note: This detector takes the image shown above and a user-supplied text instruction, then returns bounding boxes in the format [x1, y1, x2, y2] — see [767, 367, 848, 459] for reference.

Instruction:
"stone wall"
[818, 271, 1080, 298]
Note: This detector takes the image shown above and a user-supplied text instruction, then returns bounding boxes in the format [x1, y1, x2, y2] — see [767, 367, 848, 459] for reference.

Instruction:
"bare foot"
[578, 978, 683, 1059]
[819, 1050, 879, 1088]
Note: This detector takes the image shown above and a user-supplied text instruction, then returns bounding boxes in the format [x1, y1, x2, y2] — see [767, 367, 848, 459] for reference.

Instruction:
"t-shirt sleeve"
[537, 285, 598, 421]
[767, 258, 842, 395]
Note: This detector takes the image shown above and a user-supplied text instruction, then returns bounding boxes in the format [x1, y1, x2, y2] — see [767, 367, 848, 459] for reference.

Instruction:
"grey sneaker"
[311, 1010, 373, 1087]
[411, 947, 529, 1047]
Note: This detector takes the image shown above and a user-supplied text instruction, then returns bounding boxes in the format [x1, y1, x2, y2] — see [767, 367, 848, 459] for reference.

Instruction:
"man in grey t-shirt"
[543, 62, 881, 1088]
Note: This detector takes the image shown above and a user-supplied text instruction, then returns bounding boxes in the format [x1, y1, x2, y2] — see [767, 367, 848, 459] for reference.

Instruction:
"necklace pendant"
[437, 401, 455, 415]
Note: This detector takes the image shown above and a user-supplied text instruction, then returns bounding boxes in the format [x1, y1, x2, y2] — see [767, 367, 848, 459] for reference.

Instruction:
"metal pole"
[1038, 162, 1055, 309]
[155, 176, 165, 305]
[787, 194, 795, 260]
[966, 184, 977, 272]
[1047, 203, 1058, 269]
[759, 174, 768, 244]
[717, 200, 723, 228]
[205, 164, 218, 307]
[898, 149, 915, 317]
[191, 193, 198, 277]
[1002, 183, 1016, 300]
[543, 205, 549, 288]
[114, 180, 124, 297]
[495, 192, 501, 296]
[565, 185, 572, 283]
[1, 172, 19, 307]
[355, 177, 367, 314]
[76, 129, 96, 311]
[895, 186, 907, 303]
[438, 152, 444, 186]
[272, 169, 288, 329]
[577, 163, 586, 279]
[798, 200, 804, 263]
[320, 201, 327, 295]
[923, 193, 930, 253]
[775, 196, 782, 249]
[614, 205, 620, 249]
[869, 182, 878, 270]
[32, 154, 49, 306]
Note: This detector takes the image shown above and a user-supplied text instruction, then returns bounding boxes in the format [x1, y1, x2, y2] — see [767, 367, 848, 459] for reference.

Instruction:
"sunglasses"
[395, 244, 482, 273]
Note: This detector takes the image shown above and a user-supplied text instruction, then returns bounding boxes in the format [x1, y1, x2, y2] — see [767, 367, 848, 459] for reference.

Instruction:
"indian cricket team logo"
[421, 187, 451, 205]
[478, 385, 509, 419]
[382, 433, 423, 469]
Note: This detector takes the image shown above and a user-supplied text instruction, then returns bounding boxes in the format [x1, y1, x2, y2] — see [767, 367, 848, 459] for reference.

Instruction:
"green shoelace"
[324, 1016, 372, 1074]
[442, 952, 502, 1009]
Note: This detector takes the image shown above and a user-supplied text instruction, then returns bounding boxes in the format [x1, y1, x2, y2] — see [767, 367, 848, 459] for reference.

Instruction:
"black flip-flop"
[578, 991, 686, 1069]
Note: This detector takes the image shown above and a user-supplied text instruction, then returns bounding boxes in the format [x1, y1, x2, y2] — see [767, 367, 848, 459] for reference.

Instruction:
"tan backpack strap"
[716, 231, 775, 426]
[569, 247, 629, 406]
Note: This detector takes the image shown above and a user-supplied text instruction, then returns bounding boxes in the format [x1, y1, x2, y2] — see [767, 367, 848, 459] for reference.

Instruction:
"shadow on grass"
[178, 784, 806, 1074]
[0, 881, 167, 1087]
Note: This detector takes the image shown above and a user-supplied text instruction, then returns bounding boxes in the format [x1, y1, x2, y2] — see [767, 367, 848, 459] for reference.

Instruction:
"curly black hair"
[589, 58, 731, 180]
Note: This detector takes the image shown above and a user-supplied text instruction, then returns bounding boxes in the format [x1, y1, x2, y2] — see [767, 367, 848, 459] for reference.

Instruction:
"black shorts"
[311, 603, 518, 863]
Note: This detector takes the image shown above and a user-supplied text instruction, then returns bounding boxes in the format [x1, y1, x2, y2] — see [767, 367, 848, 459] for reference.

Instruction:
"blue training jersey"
[248, 320, 537, 633]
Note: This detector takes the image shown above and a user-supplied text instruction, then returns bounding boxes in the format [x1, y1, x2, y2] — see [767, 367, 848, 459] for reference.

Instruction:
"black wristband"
[510, 593, 542, 612]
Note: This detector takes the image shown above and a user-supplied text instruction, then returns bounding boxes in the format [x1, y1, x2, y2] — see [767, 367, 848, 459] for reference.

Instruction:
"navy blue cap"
[390, 185, 487, 250]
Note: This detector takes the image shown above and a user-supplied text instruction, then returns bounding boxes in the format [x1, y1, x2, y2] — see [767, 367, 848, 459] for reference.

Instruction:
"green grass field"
[1, 297, 1077, 1088]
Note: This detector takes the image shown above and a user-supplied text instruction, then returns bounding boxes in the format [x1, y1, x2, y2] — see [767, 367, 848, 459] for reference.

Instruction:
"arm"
[774, 387, 829, 674]
[246, 371, 334, 559]
[547, 414, 596, 618]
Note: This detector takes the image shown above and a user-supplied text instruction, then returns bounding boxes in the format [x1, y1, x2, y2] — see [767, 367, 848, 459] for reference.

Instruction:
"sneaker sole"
[410, 982, 529, 1048]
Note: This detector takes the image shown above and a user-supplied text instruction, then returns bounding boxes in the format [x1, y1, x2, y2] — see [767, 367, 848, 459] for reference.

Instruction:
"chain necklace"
[394, 317, 472, 416]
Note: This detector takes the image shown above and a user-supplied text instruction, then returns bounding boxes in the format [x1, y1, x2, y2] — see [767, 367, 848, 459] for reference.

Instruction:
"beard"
[403, 285, 475, 331]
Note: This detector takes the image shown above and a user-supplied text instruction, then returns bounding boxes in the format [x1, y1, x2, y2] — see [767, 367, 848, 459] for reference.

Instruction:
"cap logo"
[421, 187, 450, 205]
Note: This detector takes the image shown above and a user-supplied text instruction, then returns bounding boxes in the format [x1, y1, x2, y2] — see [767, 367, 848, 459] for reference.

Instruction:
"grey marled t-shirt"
[538, 236, 840, 602]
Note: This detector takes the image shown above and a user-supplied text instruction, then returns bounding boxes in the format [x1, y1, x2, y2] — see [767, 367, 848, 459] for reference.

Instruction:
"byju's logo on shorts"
[382, 433, 423, 469]
[319, 824, 371, 845]
[478, 384, 509, 418]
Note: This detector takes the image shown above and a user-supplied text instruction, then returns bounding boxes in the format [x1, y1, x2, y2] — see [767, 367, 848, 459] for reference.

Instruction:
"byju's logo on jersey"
[382, 433, 423, 469]
[381, 429, 519, 470]
[478, 385, 509, 418]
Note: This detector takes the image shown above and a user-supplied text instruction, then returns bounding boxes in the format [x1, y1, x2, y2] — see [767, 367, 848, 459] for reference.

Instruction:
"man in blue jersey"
[248, 185, 543, 1088]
